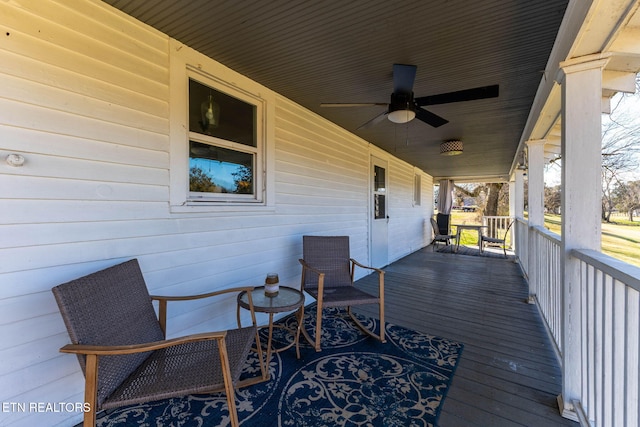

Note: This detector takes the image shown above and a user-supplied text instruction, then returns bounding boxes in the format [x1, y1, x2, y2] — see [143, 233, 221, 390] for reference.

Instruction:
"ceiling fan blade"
[320, 102, 388, 107]
[393, 64, 417, 93]
[357, 111, 388, 130]
[415, 107, 449, 128]
[415, 84, 499, 106]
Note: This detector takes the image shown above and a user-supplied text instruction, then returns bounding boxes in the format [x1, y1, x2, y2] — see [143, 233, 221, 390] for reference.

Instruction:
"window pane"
[374, 194, 386, 219]
[189, 141, 254, 194]
[189, 79, 256, 147]
[374, 165, 386, 191]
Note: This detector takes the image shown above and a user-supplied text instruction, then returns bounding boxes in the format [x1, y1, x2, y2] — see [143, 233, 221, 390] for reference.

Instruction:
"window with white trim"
[186, 74, 263, 203]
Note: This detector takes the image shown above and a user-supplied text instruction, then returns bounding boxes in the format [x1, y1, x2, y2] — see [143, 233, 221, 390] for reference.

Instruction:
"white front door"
[371, 156, 388, 268]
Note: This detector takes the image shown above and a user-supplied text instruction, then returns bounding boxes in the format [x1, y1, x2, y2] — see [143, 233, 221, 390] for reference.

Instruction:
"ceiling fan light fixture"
[388, 91, 416, 123]
[388, 109, 416, 123]
[440, 140, 463, 156]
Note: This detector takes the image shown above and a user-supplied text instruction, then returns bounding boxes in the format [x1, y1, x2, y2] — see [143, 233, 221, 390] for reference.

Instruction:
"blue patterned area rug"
[92, 306, 463, 427]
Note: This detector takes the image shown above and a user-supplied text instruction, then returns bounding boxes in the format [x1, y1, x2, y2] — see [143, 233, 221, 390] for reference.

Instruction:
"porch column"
[526, 139, 545, 303]
[513, 169, 524, 220]
[526, 140, 545, 226]
[557, 56, 607, 421]
[509, 169, 525, 254]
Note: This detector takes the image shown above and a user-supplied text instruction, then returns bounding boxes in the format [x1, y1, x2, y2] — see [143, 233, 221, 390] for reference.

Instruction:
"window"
[187, 76, 263, 203]
[169, 42, 273, 211]
[373, 165, 386, 219]
[414, 174, 421, 206]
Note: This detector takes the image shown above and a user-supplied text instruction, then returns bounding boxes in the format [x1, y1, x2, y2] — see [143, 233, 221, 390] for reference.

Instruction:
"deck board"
[353, 247, 577, 427]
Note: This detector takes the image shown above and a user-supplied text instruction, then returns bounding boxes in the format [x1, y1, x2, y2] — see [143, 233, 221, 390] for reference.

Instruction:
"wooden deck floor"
[354, 246, 578, 427]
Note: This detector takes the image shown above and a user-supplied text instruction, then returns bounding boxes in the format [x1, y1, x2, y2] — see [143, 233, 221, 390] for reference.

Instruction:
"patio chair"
[52, 259, 266, 427]
[430, 217, 457, 249]
[480, 220, 514, 257]
[436, 213, 451, 235]
[299, 236, 385, 352]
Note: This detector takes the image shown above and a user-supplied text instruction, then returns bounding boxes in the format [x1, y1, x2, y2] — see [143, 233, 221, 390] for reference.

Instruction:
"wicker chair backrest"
[436, 213, 450, 235]
[52, 259, 164, 406]
[302, 236, 353, 288]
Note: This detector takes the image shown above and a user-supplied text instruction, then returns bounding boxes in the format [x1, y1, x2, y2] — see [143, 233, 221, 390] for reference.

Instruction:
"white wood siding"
[0, 1, 433, 425]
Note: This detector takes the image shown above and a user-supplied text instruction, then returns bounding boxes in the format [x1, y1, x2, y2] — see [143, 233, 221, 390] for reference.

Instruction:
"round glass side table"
[237, 286, 305, 370]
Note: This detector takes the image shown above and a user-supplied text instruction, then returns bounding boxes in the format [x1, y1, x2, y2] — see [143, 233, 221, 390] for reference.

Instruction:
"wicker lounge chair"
[52, 259, 266, 427]
[480, 220, 514, 257]
[299, 236, 385, 352]
[430, 217, 457, 248]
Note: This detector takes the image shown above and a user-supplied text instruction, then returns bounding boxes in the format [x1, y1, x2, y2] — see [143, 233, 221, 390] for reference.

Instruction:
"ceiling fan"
[321, 64, 499, 130]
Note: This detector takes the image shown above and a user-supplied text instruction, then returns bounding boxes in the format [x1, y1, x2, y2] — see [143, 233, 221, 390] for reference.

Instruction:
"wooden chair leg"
[314, 304, 322, 352]
[379, 272, 385, 343]
[347, 307, 386, 343]
[83, 354, 98, 427]
[295, 305, 304, 359]
[299, 320, 316, 350]
[217, 340, 239, 427]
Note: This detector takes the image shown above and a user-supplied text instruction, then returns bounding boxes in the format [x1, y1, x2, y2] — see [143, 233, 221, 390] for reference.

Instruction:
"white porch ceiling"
[103, 0, 573, 181]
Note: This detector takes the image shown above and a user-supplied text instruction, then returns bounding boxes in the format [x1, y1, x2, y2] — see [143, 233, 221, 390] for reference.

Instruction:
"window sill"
[170, 202, 275, 214]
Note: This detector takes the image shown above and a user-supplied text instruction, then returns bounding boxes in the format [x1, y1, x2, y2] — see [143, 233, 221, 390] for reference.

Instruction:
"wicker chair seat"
[103, 327, 255, 409]
[304, 286, 380, 307]
[482, 236, 503, 244]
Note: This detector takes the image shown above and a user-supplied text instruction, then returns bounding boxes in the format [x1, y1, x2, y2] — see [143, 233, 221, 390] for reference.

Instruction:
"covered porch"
[2, 1, 640, 426]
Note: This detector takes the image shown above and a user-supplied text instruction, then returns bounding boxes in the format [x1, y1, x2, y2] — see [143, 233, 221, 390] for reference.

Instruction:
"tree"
[231, 165, 253, 194]
[613, 180, 640, 221]
[485, 183, 507, 216]
[549, 74, 640, 221]
[454, 182, 508, 216]
[190, 166, 219, 193]
[545, 185, 561, 214]
[600, 74, 640, 221]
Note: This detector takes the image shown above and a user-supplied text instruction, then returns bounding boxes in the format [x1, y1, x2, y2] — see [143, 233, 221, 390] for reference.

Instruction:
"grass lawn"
[544, 213, 640, 268]
[448, 211, 489, 246]
[445, 211, 640, 268]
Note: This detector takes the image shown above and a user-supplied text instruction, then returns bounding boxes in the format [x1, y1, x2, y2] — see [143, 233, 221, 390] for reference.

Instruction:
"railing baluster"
[612, 279, 625, 427]
[626, 288, 639, 427]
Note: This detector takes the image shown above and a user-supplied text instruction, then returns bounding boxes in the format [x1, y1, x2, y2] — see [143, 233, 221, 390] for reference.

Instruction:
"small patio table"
[452, 223, 487, 253]
[237, 286, 305, 373]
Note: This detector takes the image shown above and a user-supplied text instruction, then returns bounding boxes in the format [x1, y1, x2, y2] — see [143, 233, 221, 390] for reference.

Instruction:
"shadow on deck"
[354, 246, 578, 427]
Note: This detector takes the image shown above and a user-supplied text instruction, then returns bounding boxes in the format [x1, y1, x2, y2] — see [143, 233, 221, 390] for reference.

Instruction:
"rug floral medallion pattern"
[93, 306, 463, 427]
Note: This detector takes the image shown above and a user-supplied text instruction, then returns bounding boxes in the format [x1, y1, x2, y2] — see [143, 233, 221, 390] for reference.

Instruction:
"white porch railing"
[571, 249, 640, 427]
[514, 218, 529, 275]
[514, 220, 640, 427]
[529, 224, 563, 358]
[482, 215, 513, 245]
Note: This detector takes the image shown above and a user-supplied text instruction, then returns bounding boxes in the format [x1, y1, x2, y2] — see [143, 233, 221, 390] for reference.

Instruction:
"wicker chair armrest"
[350, 258, 384, 295]
[150, 286, 255, 302]
[151, 286, 256, 337]
[350, 258, 384, 275]
[298, 259, 326, 295]
[60, 331, 228, 356]
[298, 259, 325, 277]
